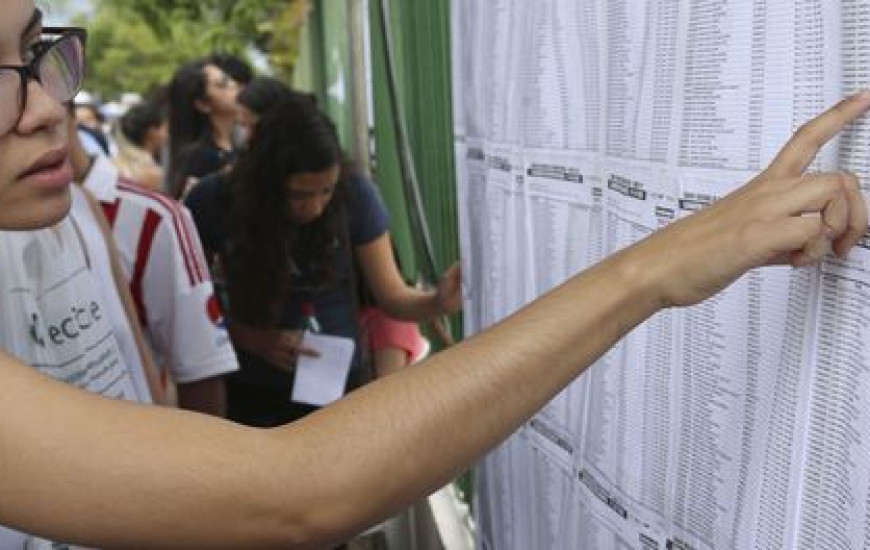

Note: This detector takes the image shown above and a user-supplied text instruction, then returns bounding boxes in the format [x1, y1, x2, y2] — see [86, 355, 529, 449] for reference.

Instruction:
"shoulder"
[112, 180, 211, 289]
[187, 171, 229, 197]
[185, 173, 230, 216]
[345, 173, 389, 245]
[184, 141, 218, 161]
[114, 179, 190, 225]
[81, 154, 121, 202]
[183, 142, 233, 178]
[346, 173, 382, 203]
[183, 173, 232, 253]
[111, 181, 204, 265]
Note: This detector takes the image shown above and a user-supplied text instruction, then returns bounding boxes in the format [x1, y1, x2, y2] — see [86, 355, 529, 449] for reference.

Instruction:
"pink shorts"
[359, 307, 428, 363]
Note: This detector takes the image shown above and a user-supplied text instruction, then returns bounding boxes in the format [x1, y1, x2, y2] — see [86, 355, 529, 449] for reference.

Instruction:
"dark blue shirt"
[185, 172, 390, 391]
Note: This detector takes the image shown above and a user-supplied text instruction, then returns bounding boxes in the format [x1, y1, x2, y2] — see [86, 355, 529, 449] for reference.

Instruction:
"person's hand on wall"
[628, 91, 870, 310]
[436, 262, 463, 315]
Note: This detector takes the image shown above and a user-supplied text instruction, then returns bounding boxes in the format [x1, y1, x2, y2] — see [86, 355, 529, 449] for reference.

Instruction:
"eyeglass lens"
[41, 34, 85, 105]
[0, 32, 85, 134]
[0, 69, 21, 134]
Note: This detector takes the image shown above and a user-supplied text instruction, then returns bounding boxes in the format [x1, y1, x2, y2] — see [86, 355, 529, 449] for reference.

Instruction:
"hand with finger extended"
[631, 91, 870, 309]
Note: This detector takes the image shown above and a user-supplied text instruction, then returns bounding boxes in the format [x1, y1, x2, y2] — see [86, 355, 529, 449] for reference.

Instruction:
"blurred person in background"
[74, 92, 111, 156]
[186, 94, 461, 427]
[234, 75, 300, 144]
[226, 76, 429, 381]
[210, 51, 253, 87]
[114, 97, 168, 192]
[166, 58, 241, 198]
[70, 113, 239, 417]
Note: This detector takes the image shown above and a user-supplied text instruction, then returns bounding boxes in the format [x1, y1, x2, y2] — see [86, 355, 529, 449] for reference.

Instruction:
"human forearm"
[280, 246, 662, 544]
[356, 236, 461, 322]
[297, 88, 870, 537]
[375, 284, 445, 321]
[374, 265, 462, 322]
[0, 361, 297, 548]
[0, 245, 656, 550]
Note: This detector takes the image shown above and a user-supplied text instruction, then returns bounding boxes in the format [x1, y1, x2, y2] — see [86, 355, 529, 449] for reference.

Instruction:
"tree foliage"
[79, 0, 310, 100]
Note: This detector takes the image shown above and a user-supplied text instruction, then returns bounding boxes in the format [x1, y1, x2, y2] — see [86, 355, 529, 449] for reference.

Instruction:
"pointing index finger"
[767, 91, 870, 177]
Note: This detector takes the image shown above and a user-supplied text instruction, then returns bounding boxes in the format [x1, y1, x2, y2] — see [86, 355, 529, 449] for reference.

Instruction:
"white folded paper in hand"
[291, 332, 356, 406]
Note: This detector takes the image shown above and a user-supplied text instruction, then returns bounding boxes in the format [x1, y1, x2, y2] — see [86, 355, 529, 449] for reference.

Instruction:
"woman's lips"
[19, 148, 73, 190]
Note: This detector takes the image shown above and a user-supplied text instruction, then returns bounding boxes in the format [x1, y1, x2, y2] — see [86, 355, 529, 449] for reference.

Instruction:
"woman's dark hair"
[226, 94, 348, 324]
[167, 59, 209, 197]
[237, 76, 295, 118]
[119, 100, 165, 147]
[209, 52, 253, 86]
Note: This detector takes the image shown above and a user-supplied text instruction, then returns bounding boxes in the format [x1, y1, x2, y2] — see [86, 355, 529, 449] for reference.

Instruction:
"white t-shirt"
[69, 185, 156, 401]
[0, 216, 148, 549]
[84, 155, 238, 383]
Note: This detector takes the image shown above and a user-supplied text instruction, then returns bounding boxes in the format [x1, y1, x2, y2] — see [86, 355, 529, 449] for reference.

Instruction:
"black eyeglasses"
[0, 27, 87, 135]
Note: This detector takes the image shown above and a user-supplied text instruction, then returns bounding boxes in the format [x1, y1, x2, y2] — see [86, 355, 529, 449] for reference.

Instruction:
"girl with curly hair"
[186, 93, 461, 426]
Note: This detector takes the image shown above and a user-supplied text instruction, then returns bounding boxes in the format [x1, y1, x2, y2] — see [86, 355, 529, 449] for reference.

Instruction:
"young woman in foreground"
[0, 1, 867, 547]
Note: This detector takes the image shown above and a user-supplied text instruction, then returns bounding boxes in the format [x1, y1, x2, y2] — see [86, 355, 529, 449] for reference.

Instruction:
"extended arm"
[0, 94, 866, 549]
[0, 233, 659, 549]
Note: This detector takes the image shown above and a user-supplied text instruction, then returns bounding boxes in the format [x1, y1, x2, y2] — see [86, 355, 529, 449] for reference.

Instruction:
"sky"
[43, 0, 95, 25]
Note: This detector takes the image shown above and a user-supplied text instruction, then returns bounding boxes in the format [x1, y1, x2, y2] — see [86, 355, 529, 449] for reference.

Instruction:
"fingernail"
[851, 90, 870, 102]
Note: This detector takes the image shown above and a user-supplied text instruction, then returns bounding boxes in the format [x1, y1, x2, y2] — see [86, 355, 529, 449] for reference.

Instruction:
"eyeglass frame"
[0, 26, 88, 134]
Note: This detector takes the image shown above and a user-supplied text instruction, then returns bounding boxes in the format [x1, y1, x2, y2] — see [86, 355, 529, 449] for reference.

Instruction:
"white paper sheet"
[291, 332, 355, 407]
[455, 1, 870, 548]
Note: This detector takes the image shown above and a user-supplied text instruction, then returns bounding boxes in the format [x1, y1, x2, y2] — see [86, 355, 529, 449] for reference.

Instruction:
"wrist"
[607, 244, 670, 317]
[431, 288, 450, 318]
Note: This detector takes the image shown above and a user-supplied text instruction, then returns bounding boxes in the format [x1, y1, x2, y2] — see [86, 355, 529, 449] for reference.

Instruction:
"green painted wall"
[369, 0, 458, 289]
[294, 0, 460, 338]
[293, 1, 354, 150]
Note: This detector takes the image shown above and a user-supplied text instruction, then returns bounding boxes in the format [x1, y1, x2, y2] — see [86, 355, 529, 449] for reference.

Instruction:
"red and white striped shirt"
[84, 155, 238, 383]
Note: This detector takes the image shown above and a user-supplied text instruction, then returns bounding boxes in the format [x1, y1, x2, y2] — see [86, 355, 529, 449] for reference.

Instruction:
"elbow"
[263, 507, 360, 550]
[370, 292, 406, 320]
[234, 465, 363, 549]
[231, 501, 340, 550]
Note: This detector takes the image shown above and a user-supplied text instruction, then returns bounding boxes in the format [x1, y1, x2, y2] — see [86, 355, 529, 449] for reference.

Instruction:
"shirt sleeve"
[182, 144, 231, 181]
[184, 174, 227, 262]
[140, 203, 239, 383]
[347, 175, 390, 246]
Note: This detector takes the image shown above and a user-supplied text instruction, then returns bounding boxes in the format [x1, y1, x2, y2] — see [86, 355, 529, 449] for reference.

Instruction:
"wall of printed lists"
[451, 1, 870, 548]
